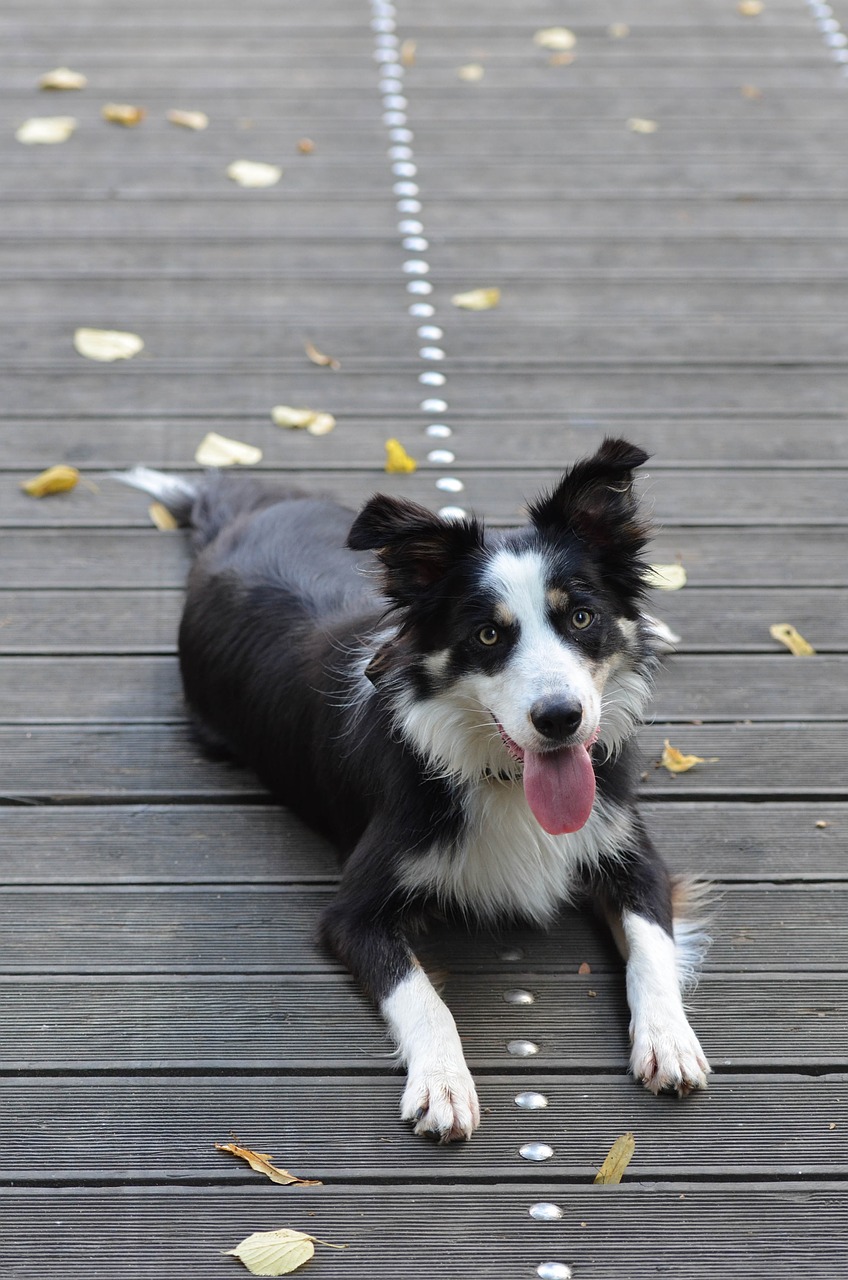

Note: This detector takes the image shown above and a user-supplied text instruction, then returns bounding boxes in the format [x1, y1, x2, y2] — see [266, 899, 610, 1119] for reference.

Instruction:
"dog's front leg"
[320, 900, 480, 1142]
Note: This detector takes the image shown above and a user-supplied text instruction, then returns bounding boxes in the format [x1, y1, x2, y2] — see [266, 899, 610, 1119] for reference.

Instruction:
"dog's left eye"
[477, 625, 500, 646]
[570, 608, 595, 630]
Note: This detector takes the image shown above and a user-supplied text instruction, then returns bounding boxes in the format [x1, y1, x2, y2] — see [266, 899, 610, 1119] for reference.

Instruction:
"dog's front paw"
[630, 1017, 711, 1097]
[400, 1061, 481, 1142]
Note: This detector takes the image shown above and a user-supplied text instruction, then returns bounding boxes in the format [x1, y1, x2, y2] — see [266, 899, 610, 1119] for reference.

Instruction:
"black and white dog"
[120, 438, 710, 1141]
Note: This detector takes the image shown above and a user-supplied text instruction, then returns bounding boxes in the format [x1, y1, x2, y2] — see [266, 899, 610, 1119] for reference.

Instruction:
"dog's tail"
[113, 467, 310, 551]
[671, 876, 714, 993]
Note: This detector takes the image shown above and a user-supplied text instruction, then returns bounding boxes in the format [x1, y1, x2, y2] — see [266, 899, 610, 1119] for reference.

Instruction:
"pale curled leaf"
[643, 563, 687, 591]
[271, 406, 336, 435]
[148, 502, 178, 531]
[195, 432, 262, 467]
[451, 287, 500, 311]
[534, 27, 577, 51]
[594, 1131, 636, 1184]
[738, 0, 764, 14]
[400, 38, 417, 67]
[39, 67, 88, 90]
[304, 340, 340, 370]
[769, 623, 815, 656]
[457, 63, 485, 81]
[224, 1229, 345, 1277]
[20, 465, 80, 497]
[74, 328, 144, 362]
[661, 740, 719, 775]
[296, 137, 314, 154]
[385, 439, 417, 474]
[227, 159, 283, 187]
[608, 23, 631, 37]
[16, 116, 77, 144]
[101, 102, 146, 126]
[215, 1142, 322, 1186]
[167, 109, 209, 130]
[627, 117, 659, 133]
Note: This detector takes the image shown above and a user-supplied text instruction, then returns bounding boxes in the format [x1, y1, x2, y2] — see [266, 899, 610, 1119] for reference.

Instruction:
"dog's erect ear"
[529, 437, 649, 548]
[348, 494, 484, 607]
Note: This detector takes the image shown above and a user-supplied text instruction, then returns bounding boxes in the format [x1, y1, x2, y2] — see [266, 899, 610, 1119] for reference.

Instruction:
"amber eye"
[477, 625, 500, 646]
[570, 608, 595, 630]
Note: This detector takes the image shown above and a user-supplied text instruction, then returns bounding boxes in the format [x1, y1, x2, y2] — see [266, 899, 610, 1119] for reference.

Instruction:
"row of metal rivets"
[805, 0, 848, 71]
[370, 0, 467, 520]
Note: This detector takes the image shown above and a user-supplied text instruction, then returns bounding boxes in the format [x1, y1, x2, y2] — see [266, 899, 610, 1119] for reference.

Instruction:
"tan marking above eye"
[492, 601, 516, 627]
[546, 587, 570, 611]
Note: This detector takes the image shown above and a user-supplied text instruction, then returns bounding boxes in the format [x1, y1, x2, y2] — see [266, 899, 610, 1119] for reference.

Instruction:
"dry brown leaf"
[74, 328, 144, 362]
[769, 623, 815, 657]
[643, 563, 687, 591]
[101, 102, 146, 126]
[296, 137, 314, 154]
[385, 439, 417, 474]
[400, 38, 417, 67]
[215, 1142, 322, 1186]
[457, 63, 485, 81]
[148, 501, 178, 531]
[20, 465, 80, 498]
[194, 432, 263, 466]
[227, 159, 283, 187]
[738, 0, 764, 14]
[661, 739, 719, 774]
[534, 27, 577, 51]
[594, 1132, 636, 1184]
[39, 67, 87, 91]
[451, 287, 500, 310]
[627, 117, 659, 133]
[578, 961, 592, 976]
[16, 116, 77, 144]
[167, 109, 209, 130]
[304, 340, 341, 370]
[224, 1229, 345, 1276]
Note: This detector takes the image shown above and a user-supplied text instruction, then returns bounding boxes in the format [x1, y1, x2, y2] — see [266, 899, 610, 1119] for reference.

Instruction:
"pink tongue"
[523, 744, 597, 834]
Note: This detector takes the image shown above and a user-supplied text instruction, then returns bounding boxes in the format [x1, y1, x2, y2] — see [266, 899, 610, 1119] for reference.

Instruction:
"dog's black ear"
[348, 494, 483, 606]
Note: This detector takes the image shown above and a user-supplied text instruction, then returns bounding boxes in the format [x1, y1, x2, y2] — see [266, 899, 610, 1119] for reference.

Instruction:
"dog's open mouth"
[495, 720, 599, 836]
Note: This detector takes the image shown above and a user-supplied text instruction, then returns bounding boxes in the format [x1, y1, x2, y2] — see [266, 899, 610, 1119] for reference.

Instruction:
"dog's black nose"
[529, 699, 583, 743]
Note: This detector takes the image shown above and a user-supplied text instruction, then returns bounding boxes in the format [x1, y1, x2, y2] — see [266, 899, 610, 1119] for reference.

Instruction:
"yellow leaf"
[148, 502, 178, 531]
[39, 67, 88, 90]
[769, 623, 815, 657]
[20, 465, 80, 497]
[643, 563, 687, 591]
[627, 117, 659, 133]
[304, 340, 341, 370]
[385, 439, 417, 474]
[661, 740, 719, 774]
[594, 1131, 636, 1184]
[215, 1142, 321, 1186]
[167, 109, 209, 130]
[101, 102, 146, 126]
[194, 432, 263, 467]
[534, 27, 577, 51]
[16, 116, 77, 144]
[270, 406, 336, 435]
[457, 63, 485, 81]
[451, 287, 501, 310]
[73, 328, 144, 361]
[738, 0, 764, 14]
[224, 1229, 346, 1277]
[227, 159, 283, 187]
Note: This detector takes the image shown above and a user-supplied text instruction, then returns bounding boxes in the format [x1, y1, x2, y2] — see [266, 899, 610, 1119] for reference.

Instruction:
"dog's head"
[348, 438, 657, 832]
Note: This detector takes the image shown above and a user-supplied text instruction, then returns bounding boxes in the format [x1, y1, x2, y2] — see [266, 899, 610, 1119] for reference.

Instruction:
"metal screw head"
[503, 988, 535, 1005]
[515, 1091, 549, 1110]
[529, 1202, 564, 1221]
[507, 1039, 540, 1057]
[520, 1142, 554, 1162]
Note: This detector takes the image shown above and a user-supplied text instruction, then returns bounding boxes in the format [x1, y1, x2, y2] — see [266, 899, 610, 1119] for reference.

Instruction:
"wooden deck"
[2, 0, 848, 1275]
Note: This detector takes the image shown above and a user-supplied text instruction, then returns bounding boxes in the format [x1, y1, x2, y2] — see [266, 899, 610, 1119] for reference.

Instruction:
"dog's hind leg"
[320, 891, 480, 1142]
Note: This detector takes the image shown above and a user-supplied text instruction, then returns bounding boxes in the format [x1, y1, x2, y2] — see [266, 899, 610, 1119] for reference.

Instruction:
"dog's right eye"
[477, 625, 500, 646]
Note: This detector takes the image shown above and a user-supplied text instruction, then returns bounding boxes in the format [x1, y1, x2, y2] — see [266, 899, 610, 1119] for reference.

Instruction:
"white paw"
[400, 1061, 481, 1142]
[630, 1017, 711, 1096]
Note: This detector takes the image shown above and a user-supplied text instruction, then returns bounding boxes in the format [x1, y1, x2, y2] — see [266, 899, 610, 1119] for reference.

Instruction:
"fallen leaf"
[101, 102, 146, 126]
[643, 563, 687, 591]
[195, 432, 263, 466]
[457, 63, 485, 81]
[738, 0, 764, 14]
[594, 1131, 636, 1184]
[16, 116, 77, 144]
[215, 1142, 322, 1186]
[578, 962, 592, 975]
[148, 501, 178, 530]
[829, 1122, 837, 1130]
[815, 821, 830, 829]
[741, 84, 763, 99]
[167, 108, 209, 130]
[400, 38, 417, 67]
[534, 27, 577, 51]
[74, 328, 144, 361]
[627, 117, 659, 133]
[20, 465, 80, 497]
[661, 739, 719, 774]
[271, 405, 336, 436]
[304, 340, 340, 370]
[587, 989, 597, 998]
[39, 67, 87, 90]
[608, 23, 631, 37]
[385, 439, 417, 473]
[227, 159, 283, 187]
[224, 1229, 345, 1277]
[769, 623, 815, 657]
[296, 137, 314, 154]
[451, 287, 500, 310]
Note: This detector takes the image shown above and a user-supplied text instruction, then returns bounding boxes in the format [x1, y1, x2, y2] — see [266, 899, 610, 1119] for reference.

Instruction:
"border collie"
[119, 438, 710, 1141]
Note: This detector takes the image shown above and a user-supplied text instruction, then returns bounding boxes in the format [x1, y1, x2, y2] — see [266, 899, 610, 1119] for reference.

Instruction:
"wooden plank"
[0, 802, 844, 884]
[3, 1074, 846, 1181]
[0, 973, 843, 1069]
[2, 654, 846, 723]
[3, 883, 848, 974]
